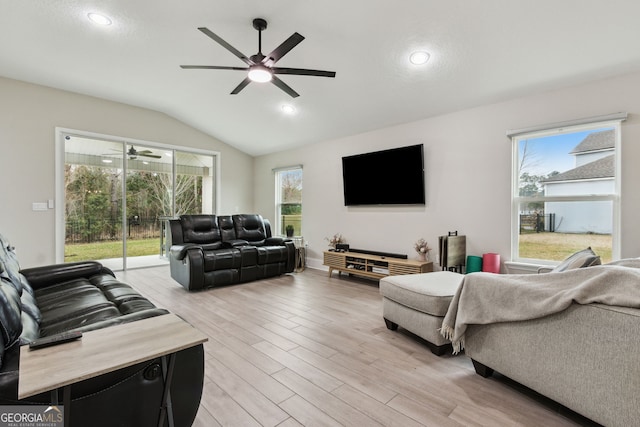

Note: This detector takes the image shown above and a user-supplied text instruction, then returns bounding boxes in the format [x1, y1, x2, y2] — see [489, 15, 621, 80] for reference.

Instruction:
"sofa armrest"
[171, 242, 226, 261]
[170, 244, 200, 261]
[264, 236, 290, 246]
[223, 239, 249, 248]
[21, 261, 112, 290]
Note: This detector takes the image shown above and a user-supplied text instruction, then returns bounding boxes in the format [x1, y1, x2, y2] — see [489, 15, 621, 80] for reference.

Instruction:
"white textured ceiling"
[2, 1, 640, 156]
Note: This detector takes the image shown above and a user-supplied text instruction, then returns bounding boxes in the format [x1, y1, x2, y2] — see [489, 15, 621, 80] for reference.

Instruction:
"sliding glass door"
[64, 137, 125, 266]
[62, 132, 217, 270]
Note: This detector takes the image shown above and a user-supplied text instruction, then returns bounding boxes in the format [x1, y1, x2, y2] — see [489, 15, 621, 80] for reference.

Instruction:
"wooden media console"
[323, 250, 433, 280]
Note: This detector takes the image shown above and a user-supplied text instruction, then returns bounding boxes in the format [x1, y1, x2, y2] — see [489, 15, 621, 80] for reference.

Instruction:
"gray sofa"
[458, 260, 640, 427]
[465, 302, 639, 427]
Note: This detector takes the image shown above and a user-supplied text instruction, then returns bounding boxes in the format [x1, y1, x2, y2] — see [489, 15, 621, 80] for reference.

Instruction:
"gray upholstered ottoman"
[380, 271, 464, 355]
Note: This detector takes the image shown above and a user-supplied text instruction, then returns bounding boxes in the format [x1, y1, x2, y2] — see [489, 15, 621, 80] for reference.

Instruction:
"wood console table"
[323, 250, 433, 280]
[19, 313, 208, 427]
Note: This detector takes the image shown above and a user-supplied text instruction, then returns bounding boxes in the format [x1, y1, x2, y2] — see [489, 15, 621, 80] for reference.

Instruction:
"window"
[510, 117, 624, 264]
[275, 166, 302, 237]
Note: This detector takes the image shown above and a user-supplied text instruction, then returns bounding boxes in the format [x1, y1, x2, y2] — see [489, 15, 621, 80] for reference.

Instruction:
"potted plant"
[285, 224, 295, 237]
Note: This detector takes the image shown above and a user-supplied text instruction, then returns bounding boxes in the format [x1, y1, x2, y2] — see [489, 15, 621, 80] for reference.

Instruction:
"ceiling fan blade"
[230, 77, 252, 95]
[180, 65, 249, 71]
[271, 76, 300, 98]
[198, 27, 254, 65]
[272, 67, 336, 78]
[140, 153, 162, 159]
[263, 33, 305, 66]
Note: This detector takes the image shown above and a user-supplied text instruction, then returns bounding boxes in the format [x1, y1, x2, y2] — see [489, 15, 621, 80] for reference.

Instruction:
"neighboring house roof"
[569, 129, 614, 154]
[542, 154, 614, 183]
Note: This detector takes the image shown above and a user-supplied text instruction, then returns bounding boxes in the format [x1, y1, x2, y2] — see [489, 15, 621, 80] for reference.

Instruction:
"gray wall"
[254, 71, 640, 269]
[0, 76, 254, 267]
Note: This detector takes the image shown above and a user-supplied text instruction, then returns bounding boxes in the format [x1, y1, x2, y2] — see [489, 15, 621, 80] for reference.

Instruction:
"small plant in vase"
[285, 225, 295, 237]
[325, 233, 344, 250]
[414, 238, 431, 261]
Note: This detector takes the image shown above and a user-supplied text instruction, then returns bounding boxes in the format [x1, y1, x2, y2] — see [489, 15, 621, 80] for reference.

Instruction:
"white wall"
[0, 76, 254, 267]
[254, 71, 640, 270]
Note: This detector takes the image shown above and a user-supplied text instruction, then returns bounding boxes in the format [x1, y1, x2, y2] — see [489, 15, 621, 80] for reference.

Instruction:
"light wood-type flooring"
[118, 266, 598, 427]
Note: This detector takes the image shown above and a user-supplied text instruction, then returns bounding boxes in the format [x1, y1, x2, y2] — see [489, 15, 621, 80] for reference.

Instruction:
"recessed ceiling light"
[102, 159, 113, 163]
[88, 13, 112, 26]
[165, 152, 172, 157]
[409, 51, 430, 65]
[281, 104, 296, 115]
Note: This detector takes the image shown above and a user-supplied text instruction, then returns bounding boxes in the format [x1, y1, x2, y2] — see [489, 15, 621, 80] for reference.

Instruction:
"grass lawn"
[519, 232, 612, 263]
[65, 238, 159, 262]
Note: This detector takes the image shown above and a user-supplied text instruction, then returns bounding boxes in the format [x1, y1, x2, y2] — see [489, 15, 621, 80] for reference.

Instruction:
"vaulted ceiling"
[2, 1, 640, 156]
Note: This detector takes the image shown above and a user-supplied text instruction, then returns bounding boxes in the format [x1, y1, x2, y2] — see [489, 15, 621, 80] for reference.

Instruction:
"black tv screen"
[342, 144, 425, 206]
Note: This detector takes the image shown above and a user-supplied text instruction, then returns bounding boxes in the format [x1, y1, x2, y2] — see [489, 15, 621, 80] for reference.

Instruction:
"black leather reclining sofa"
[0, 233, 204, 427]
[168, 214, 295, 291]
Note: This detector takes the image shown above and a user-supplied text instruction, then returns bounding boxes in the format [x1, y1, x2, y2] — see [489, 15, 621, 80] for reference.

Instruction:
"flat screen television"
[342, 144, 425, 206]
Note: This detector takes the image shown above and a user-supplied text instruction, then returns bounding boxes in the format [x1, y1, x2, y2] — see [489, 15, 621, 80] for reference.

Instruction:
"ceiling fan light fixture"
[248, 65, 273, 83]
[409, 51, 430, 65]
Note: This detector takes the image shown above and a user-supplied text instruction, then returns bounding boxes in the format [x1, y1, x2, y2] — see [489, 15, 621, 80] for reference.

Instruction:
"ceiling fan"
[104, 146, 162, 160]
[124, 146, 161, 160]
[180, 18, 336, 98]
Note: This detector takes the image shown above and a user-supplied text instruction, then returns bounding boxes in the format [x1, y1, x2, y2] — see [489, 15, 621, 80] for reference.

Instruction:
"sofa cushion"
[256, 246, 289, 265]
[0, 252, 29, 296]
[203, 249, 241, 271]
[380, 271, 464, 317]
[37, 280, 117, 326]
[232, 214, 267, 245]
[181, 215, 221, 244]
[19, 311, 39, 343]
[218, 215, 237, 242]
[0, 278, 23, 353]
[38, 307, 122, 337]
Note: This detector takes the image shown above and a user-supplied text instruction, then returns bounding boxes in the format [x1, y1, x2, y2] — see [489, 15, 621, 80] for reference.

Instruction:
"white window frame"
[510, 117, 624, 264]
[274, 165, 303, 237]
